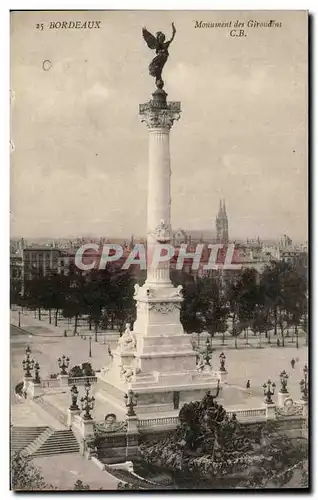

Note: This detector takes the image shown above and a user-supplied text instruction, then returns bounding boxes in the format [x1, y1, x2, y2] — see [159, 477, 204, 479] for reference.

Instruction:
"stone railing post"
[27, 380, 43, 399]
[217, 369, 228, 384]
[299, 399, 308, 420]
[265, 402, 276, 420]
[300, 400, 308, 439]
[125, 415, 139, 461]
[277, 390, 290, 407]
[67, 408, 81, 429]
[81, 415, 95, 439]
[59, 374, 69, 387]
[23, 375, 33, 398]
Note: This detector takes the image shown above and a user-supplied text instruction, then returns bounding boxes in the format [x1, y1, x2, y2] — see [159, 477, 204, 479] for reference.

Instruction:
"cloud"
[86, 82, 109, 100]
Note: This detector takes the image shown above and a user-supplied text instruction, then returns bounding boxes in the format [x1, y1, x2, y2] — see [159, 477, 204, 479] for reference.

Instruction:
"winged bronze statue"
[142, 23, 176, 90]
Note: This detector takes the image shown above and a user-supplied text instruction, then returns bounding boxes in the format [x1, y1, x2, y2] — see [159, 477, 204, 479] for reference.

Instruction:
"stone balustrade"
[40, 378, 61, 388]
[138, 416, 179, 428]
[68, 376, 98, 385]
[138, 408, 271, 430]
[38, 375, 98, 389]
[227, 408, 267, 420]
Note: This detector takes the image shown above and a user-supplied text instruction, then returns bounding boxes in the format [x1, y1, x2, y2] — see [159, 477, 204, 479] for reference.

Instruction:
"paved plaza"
[32, 453, 118, 490]
[11, 314, 308, 418]
[10, 322, 113, 387]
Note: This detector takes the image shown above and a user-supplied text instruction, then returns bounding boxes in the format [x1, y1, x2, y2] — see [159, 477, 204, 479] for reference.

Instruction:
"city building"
[215, 199, 229, 244]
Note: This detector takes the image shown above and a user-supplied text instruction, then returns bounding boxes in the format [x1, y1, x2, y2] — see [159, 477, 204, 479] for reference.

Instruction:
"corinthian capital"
[139, 101, 181, 130]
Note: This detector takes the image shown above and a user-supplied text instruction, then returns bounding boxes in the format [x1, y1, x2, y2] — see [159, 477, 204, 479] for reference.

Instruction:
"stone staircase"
[34, 396, 68, 427]
[23, 428, 55, 456]
[11, 426, 49, 454]
[32, 430, 80, 457]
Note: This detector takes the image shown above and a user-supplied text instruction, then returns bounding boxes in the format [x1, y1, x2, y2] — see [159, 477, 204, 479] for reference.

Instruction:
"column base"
[97, 368, 221, 416]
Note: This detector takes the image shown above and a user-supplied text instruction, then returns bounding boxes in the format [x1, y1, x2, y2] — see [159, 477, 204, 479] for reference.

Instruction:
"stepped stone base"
[97, 368, 221, 416]
[98, 282, 221, 416]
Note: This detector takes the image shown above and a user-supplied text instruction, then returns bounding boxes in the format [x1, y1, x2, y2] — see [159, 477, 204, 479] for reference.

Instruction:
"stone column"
[139, 89, 181, 286]
[96, 88, 220, 415]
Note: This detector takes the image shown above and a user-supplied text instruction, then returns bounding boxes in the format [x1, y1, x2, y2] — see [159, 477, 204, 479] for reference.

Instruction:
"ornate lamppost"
[33, 361, 41, 384]
[58, 355, 70, 375]
[279, 370, 289, 393]
[300, 364, 308, 402]
[89, 337, 92, 358]
[22, 345, 34, 378]
[263, 379, 276, 404]
[219, 352, 226, 372]
[204, 338, 212, 367]
[80, 379, 95, 420]
[70, 384, 79, 410]
[125, 390, 138, 417]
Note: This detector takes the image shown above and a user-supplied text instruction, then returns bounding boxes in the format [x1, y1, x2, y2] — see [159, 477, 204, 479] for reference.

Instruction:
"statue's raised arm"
[142, 23, 176, 90]
[167, 22, 176, 45]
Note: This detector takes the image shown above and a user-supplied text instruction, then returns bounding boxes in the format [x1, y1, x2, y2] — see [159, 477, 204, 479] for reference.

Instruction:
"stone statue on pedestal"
[142, 23, 176, 90]
[118, 324, 136, 353]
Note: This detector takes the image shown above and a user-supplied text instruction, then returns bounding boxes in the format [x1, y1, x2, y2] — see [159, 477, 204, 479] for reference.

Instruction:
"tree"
[11, 452, 52, 491]
[180, 279, 210, 335]
[69, 365, 83, 378]
[261, 261, 288, 338]
[226, 271, 258, 348]
[81, 362, 95, 376]
[107, 269, 136, 332]
[200, 276, 229, 348]
[63, 267, 86, 335]
[260, 261, 307, 347]
[10, 280, 22, 308]
[69, 363, 95, 378]
[283, 268, 307, 349]
[45, 273, 68, 326]
[82, 269, 109, 336]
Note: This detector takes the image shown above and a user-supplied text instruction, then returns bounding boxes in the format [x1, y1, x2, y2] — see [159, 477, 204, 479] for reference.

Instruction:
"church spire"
[218, 199, 222, 216]
[222, 198, 226, 215]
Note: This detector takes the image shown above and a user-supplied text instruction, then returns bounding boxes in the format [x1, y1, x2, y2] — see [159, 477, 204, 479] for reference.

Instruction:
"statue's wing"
[142, 28, 157, 49]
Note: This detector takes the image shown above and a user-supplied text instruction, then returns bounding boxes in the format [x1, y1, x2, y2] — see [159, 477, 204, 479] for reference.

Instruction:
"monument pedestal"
[98, 280, 220, 415]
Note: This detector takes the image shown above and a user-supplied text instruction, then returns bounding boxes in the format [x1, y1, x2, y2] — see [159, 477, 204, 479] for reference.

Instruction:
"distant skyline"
[10, 230, 306, 245]
[11, 11, 308, 241]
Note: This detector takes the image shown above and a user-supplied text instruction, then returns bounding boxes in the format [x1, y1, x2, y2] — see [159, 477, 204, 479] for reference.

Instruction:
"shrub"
[15, 381, 23, 396]
[73, 479, 90, 490]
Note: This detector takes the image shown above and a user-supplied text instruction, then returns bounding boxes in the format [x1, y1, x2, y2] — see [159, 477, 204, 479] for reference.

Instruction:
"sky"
[10, 10, 308, 242]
